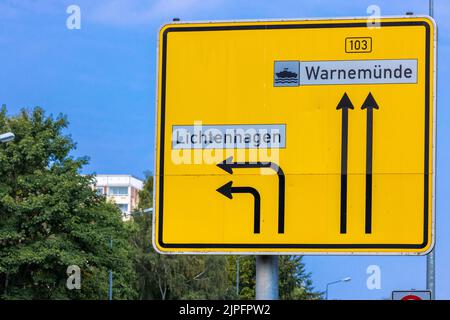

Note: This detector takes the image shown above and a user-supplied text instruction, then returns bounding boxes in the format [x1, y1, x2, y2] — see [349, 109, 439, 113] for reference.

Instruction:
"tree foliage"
[130, 174, 235, 300]
[0, 106, 137, 299]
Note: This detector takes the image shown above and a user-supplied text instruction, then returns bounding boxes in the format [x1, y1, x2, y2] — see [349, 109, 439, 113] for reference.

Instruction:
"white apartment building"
[93, 174, 144, 219]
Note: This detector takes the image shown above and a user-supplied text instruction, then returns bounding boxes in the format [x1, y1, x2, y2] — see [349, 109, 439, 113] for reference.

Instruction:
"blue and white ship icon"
[274, 61, 300, 87]
[275, 68, 298, 83]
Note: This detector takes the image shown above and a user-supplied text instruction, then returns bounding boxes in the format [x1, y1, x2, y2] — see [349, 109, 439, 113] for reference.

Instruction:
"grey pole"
[426, 0, 436, 300]
[236, 257, 240, 296]
[325, 282, 335, 300]
[427, 249, 435, 299]
[255, 256, 278, 300]
[109, 238, 113, 300]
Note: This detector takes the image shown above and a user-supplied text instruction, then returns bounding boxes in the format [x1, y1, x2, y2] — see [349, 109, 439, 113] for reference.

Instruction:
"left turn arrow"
[217, 181, 261, 234]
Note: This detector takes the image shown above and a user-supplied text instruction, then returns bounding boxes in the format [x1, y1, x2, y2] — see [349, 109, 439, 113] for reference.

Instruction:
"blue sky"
[0, 0, 449, 300]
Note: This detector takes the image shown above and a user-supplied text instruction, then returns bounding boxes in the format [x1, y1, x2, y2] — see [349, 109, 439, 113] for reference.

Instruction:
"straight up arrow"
[337, 92, 354, 234]
[361, 92, 379, 234]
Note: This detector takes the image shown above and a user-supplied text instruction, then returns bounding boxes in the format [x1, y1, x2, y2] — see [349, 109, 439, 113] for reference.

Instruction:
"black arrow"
[217, 156, 285, 233]
[361, 92, 379, 234]
[217, 181, 261, 233]
[337, 93, 354, 234]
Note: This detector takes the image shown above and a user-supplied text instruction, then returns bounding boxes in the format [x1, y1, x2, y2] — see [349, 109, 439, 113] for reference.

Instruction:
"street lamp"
[109, 237, 113, 301]
[0, 132, 15, 143]
[236, 256, 241, 296]
[325, 277, 351, 300]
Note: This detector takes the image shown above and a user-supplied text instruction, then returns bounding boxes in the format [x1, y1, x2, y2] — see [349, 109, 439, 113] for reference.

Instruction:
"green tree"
[131, 174, 235, 300]
[0, 106, 137, 299]
[278, 256, 322, 299]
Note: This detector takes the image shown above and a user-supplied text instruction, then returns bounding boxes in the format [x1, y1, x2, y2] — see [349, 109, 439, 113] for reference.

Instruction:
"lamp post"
[109, 237, 113, 301]
[236, 256, 240, 296]
[426, 0, 435, 300]
[325, 277, 351, 300]
[0, 132, 15, 143]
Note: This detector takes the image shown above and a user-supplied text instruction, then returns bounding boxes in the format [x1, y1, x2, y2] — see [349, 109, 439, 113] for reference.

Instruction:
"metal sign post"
[255, 256, 279, 300]
[426, 0, 436, 300]
[426, 249, 435, 299]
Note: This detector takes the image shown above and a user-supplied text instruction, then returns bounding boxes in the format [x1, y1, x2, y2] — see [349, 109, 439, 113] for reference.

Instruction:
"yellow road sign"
[153, 17, 436, 254]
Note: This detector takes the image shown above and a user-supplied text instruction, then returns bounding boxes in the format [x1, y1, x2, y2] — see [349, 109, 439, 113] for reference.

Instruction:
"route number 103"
[345, 37, 372, 53]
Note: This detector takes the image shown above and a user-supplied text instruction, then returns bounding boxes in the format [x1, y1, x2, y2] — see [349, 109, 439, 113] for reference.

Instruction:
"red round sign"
[401, 294, 422, 300]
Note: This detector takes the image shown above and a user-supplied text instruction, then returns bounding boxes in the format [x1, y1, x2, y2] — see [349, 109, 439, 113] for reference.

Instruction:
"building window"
[95, 187, 104, 195]
[108, 186, 129, 196]
[117, 203, 128, 214]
